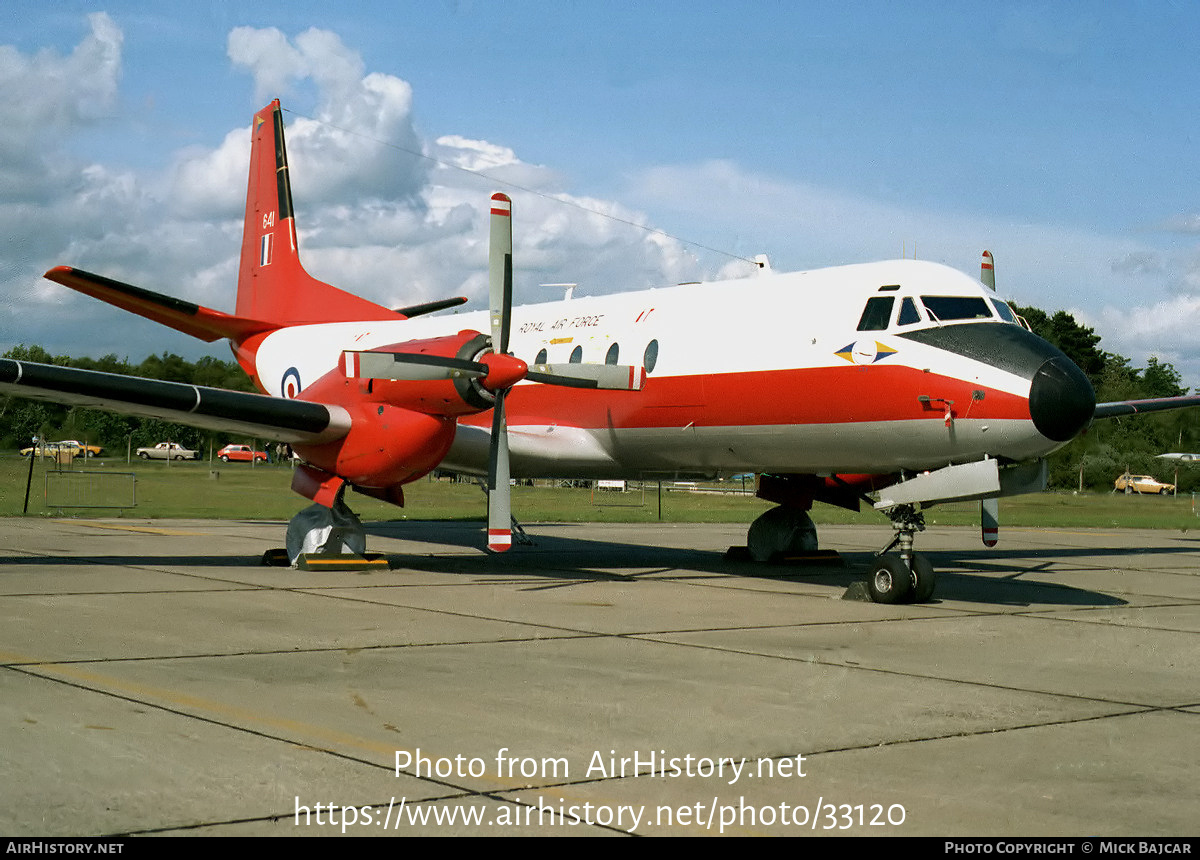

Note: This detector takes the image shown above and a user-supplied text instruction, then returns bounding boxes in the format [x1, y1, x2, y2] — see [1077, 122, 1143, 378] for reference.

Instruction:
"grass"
[3, 453, 1199, 531]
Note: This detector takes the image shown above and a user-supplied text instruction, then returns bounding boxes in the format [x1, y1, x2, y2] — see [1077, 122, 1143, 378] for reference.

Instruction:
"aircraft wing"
[0, 359, 350, 445]
[1093, 395, 1200, 419]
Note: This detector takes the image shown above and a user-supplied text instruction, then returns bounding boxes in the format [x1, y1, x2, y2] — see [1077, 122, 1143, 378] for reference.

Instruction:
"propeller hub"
[479, 352, 528, 391]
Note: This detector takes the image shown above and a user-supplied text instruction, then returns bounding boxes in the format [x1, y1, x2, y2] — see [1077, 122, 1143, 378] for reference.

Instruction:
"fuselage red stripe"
[458, 364, 1030, 431]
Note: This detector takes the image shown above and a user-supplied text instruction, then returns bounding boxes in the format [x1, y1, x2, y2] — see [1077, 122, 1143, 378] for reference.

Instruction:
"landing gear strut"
[870, 503, 936, 603]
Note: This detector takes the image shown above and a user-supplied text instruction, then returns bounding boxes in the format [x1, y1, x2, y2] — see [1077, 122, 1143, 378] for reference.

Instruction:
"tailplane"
[236, 101, 401, 326]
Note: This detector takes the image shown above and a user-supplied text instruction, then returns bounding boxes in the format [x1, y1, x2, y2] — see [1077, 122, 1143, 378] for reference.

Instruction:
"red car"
[217, 444, 268, 463]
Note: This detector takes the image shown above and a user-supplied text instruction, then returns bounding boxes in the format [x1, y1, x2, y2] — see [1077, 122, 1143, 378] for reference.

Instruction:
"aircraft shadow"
[363, 521, 1133, 608]
[1, 521, 1165, 607]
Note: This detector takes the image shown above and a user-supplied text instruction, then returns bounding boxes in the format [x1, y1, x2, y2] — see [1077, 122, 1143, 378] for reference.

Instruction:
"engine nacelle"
[294, 401, 455, 489]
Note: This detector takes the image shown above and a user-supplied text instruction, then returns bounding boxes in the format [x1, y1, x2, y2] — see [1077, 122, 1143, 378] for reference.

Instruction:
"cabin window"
[856, 296, 895, 331]
[990, 299, 1016, 323]
[569, 345, 583, 364]
[897, 297, 921, 326]
[605, 343, 619, 365]
[643, 339, 659, 373]
[920, 296, 993, 322]
[535, 348, 548, 365]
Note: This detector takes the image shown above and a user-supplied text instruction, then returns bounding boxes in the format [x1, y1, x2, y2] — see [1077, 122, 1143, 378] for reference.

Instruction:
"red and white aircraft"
[4, 101, 1198, 602]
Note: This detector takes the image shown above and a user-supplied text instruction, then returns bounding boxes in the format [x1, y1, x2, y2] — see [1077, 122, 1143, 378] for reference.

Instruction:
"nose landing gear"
[869, 503, 937, 604]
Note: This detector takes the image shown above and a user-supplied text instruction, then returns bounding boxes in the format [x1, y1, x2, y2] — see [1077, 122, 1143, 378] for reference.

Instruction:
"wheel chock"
[259, 548, 390, 571]
[295, 552, 390, 571]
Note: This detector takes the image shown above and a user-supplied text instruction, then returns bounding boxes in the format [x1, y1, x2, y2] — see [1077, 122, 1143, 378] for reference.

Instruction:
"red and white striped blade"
[980, 250, 995, 291]
[489, 192, 513, 355]
[980, 497, 999, 547]
[486, 389, 512, 552]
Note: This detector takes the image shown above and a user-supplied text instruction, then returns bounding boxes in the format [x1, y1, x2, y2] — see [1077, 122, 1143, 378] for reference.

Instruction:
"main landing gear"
[869, 503, 936, 604]
[280, 499, 382, 570]
[741, 501, 939, 604]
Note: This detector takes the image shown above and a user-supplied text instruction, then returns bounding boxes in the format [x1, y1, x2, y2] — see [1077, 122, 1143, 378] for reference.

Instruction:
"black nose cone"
[1029, 356, 1096, 442]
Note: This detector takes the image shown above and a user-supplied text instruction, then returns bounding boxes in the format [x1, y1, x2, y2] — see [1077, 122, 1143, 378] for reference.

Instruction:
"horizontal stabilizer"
[0, 359, 350, 445]
[44, 267, 276, 343]
[392, 297, 469, 318]
[1094, 395, 1200, 419]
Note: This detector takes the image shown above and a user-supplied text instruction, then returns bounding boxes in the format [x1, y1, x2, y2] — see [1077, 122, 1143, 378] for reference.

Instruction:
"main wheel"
[867, 554, 913, 604]
[908, 553, 937, 603]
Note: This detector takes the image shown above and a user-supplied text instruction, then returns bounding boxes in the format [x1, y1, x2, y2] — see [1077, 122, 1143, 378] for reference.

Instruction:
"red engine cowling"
[286, 331, 500, 502]
[294, 401, 456, 490]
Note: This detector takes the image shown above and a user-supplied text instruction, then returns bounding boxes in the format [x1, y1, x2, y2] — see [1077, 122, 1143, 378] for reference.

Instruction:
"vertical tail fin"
[236, 101, 401, 325]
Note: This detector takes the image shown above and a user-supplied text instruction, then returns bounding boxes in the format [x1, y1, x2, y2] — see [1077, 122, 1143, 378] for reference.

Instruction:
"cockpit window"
[856, 296, 895, 331]
[897, 297, 921, 326]
[990, 299, 1016, 323]
[920, 296, 993, 322]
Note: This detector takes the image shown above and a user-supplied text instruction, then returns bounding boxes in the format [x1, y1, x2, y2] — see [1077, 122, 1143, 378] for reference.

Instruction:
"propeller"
[343, 192, 647, 552]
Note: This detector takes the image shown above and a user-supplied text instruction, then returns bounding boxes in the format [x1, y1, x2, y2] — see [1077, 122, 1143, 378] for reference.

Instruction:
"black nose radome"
[1028, 356, 1096, 442]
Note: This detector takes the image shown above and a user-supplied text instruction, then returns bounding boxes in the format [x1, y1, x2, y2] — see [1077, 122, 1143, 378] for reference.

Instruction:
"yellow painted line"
[56, 521, 205, 536]
[5, 649, 740, 831]
[11, 654, 548, 793]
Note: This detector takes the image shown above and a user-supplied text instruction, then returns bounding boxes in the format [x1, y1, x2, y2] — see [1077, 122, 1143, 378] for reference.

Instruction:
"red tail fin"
[237, 101, 401, 325]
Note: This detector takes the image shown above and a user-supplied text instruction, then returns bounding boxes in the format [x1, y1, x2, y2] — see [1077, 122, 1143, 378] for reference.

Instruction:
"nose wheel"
[870, 504, 937, 603]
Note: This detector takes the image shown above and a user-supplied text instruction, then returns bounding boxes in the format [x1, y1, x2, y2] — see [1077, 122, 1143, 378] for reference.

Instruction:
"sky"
[3, 2, 1200, 386]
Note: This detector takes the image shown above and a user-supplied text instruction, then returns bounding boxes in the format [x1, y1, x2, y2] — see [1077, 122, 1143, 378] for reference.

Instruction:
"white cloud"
[1, 21, 699, 360]
[6, 18, 1199, 396]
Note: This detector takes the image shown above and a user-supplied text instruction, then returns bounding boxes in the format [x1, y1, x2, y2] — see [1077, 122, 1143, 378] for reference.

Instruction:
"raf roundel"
[282, 367, 302, 399]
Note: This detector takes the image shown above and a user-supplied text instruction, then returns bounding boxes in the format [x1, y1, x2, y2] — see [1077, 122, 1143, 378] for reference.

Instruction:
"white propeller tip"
[487, 529, 512, 552]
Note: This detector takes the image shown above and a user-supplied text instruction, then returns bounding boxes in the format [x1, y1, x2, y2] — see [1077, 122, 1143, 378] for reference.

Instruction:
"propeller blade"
[489, 193, 513, 355]
[980, 250, 995, 291]
[343, 350, 486, 382]
[525, 363, 646, 391]
[486, 388, 512, 552]
[981, 497, 999, 547]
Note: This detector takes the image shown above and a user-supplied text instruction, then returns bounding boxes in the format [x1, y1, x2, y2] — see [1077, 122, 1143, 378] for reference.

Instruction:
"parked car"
[56, 439, 103, 458]
[21, 441, 72, 459]
[1114, 474, 1175, 495]
[217, 444, 268, 463]
[19, 440, 102, 459]
[136, 442, 198, 461]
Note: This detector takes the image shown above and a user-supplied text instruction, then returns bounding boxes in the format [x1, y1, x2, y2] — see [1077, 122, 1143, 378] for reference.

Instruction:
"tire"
[220, 455, 229, 462]
[139, 452, 150, 460]
[909, 553, 937, 603]
[867, 554, 913, 604]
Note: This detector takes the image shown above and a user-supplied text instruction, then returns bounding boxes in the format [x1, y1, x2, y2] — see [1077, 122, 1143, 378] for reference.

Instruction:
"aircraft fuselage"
[245, 257, 1094, 482]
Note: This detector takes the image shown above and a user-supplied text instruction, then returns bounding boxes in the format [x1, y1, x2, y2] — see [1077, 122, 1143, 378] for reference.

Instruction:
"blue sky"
[3, 2, 1200, 385]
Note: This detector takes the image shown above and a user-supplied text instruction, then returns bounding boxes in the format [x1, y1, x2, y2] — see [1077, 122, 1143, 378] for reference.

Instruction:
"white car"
[136, 442, 198, 461]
